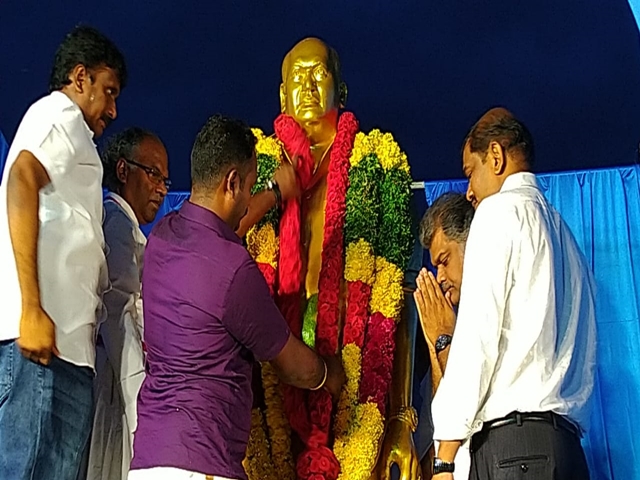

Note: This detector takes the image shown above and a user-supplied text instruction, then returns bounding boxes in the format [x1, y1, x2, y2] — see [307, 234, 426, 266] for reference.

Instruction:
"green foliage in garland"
[253, 152, 280, 230]
[344, 154, 384, 252]
[378, 168, 413, 269]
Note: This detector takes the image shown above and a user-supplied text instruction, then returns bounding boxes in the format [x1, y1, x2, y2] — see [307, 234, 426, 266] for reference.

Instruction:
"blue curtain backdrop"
[150, 165, 640, 480]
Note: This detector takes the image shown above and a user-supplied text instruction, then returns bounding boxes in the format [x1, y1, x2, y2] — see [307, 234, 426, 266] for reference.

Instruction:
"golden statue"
[243, 37, 420, 480]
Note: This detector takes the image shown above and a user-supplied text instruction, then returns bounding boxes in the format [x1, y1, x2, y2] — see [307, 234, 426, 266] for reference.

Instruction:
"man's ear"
[116, 158, 128, 184]
[489, 141, 507, 175]
[225, 168, 241, 197]
[69, 64, 91, 94]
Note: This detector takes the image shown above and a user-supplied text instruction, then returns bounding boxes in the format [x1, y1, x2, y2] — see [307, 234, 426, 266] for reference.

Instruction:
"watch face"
[436, 334, 452, 352]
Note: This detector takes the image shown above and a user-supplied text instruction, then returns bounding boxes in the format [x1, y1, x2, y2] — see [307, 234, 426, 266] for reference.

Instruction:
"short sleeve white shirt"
[0, 91, 108, 369]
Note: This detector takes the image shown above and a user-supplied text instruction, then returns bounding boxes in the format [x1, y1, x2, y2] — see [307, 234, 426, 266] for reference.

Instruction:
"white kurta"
[88, 192, 146, 480]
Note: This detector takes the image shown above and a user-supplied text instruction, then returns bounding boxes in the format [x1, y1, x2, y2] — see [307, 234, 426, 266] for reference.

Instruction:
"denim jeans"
[0, 339, 94, 480]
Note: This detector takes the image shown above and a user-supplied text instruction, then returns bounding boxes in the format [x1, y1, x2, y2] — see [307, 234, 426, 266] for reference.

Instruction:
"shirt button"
[521, 464, 529, 473]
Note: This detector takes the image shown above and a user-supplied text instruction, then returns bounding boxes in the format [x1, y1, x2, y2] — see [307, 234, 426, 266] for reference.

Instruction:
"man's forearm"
[7, 151, 51, 309]
[436, 440, 461, 463]
[236, 190, 276, 237]
[271, 335, 325, 389]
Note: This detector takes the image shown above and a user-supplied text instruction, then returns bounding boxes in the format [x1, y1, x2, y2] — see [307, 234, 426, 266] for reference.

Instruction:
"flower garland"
[244, 124, 412, 480]
[334, 130, 412, 480]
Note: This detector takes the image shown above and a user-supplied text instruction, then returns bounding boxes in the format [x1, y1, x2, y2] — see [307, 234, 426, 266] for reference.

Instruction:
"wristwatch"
[435, 334, 452, 353]
[433, 457, 455, 475]
[266, 178, 282, 211]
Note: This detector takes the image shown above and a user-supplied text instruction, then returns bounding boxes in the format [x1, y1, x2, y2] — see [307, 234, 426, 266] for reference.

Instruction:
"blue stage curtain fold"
[151, 166, 640, 480]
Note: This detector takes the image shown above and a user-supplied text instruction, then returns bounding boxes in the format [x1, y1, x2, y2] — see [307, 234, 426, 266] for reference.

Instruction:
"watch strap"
[433, 457, 455, 474]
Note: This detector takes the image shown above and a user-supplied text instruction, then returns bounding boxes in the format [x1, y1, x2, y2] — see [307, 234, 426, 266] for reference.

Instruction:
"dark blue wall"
[2, 0, 640, 190]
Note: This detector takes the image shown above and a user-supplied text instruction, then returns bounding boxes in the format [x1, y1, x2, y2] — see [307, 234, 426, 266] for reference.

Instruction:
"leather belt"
[483, 411, 580, 438]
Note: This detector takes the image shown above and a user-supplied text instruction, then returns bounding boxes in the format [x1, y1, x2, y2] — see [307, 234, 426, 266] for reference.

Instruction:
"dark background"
[2, 0, 640, 191]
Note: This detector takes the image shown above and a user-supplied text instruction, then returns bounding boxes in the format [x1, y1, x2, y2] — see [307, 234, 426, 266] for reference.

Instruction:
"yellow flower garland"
[261, 363, 295, 479]
[252, 128, 283, 160]
[344, 239, 375, 285]
[370, 257, 404, 320]
[247, 223, 279, 269]
[350, 130, 410, 173]
[244, 408, 277, 480]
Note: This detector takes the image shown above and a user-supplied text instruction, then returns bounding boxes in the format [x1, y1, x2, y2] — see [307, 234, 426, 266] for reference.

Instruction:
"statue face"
[281, 39, 338, 124]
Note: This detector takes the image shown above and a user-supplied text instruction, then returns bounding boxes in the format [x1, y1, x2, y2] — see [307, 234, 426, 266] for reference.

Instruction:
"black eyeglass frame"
[123, 158, 172, 190]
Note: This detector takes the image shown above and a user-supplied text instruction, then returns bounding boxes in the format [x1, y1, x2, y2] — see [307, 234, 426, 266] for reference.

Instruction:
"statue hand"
[378, 413, 422, 480]
[414, 269, 456, 348]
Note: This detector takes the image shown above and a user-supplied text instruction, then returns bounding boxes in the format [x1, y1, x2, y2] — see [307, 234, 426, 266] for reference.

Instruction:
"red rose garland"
[276, 112, 359, 480]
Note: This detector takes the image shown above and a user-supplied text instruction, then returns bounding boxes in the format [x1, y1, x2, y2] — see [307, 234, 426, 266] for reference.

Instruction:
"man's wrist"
[266, 179, 282, 211]
[433, 458, 455, 475]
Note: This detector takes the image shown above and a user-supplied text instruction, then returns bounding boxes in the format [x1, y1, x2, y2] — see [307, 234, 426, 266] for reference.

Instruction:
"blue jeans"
[0, 339, 94, 480]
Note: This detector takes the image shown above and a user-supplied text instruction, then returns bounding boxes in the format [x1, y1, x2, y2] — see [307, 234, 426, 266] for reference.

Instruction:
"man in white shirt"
[87, 127, 169, 480]
[413, 192, 474, 479]
[427, 108, 596, 479]
[0, 26, 126, 480]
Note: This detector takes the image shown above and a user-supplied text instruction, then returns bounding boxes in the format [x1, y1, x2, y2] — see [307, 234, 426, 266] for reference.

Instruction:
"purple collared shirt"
[131, 201, 290, 479]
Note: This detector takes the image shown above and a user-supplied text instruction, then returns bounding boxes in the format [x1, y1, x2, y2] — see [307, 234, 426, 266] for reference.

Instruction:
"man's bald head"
[463, 107, 535, 167]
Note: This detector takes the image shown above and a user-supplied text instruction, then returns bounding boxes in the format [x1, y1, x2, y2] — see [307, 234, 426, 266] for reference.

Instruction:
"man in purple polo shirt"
[129, 115, 344, 480]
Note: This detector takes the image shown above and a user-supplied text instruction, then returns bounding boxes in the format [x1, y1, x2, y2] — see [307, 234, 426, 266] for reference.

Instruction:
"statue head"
[280, 37, 347, 127]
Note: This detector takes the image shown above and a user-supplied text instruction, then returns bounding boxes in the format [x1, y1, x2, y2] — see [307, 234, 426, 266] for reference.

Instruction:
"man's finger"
[445, 290, 454, 308]
[427, 271, 447, 304]
[418, 271, 436, 305]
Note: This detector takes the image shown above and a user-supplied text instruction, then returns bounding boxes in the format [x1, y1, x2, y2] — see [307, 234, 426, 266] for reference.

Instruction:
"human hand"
[17, 304, 59, 365]
[414, 269, 456, 348]
[273, 160, 300, 201]
[323, 355, 346, 402]
[432, 473, 453, 480]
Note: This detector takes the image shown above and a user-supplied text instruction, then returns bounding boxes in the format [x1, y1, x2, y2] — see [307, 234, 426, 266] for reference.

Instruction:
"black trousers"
[469, 413, 590, 480]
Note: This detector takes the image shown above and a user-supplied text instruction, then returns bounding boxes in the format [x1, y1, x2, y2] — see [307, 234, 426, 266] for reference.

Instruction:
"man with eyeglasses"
[86, 127, 169, 480]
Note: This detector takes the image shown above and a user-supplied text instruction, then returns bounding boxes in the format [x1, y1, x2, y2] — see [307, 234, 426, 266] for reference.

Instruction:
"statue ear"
[279, 83, 287, 113]
[339, 82, 348, 108]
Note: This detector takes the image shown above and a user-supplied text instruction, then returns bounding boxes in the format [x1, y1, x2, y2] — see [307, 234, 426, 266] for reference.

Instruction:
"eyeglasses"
[124, 159, 172, 190]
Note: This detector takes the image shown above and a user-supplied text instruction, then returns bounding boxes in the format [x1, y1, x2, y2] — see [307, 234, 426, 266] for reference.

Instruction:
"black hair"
[101, 127, 160, 192]
[49, 25, 127, 92]
[419, 192, 475, 249]
[190, 115, 257, 188]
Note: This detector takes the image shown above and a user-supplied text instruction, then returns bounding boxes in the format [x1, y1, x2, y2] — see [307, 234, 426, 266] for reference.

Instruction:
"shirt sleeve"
[223, 259, 291, 362]
[25, 116, 83, 186]
[432, 199, 519, 441]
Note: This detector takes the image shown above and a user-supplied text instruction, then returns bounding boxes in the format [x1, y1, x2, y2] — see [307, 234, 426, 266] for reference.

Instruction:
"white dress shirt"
[0, 91, 108, 369]
[88, 192, 146, 480]
[433, 172, 597, 442]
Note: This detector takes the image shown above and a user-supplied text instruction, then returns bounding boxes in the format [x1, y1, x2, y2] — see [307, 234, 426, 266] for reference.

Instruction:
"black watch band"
[266, 179, 282, 211]
[435, 334, 452, 353]
[433, 457, 455, 474]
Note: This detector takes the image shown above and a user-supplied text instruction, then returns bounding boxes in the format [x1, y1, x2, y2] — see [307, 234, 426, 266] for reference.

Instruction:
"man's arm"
[414, 269, 456, 393]
[236, 161, 299, 237]
[431, 202, 519, 470]
[7, 150, 58, 364]
[223, 259, 345, 399]
[270, 334, 344, 400]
